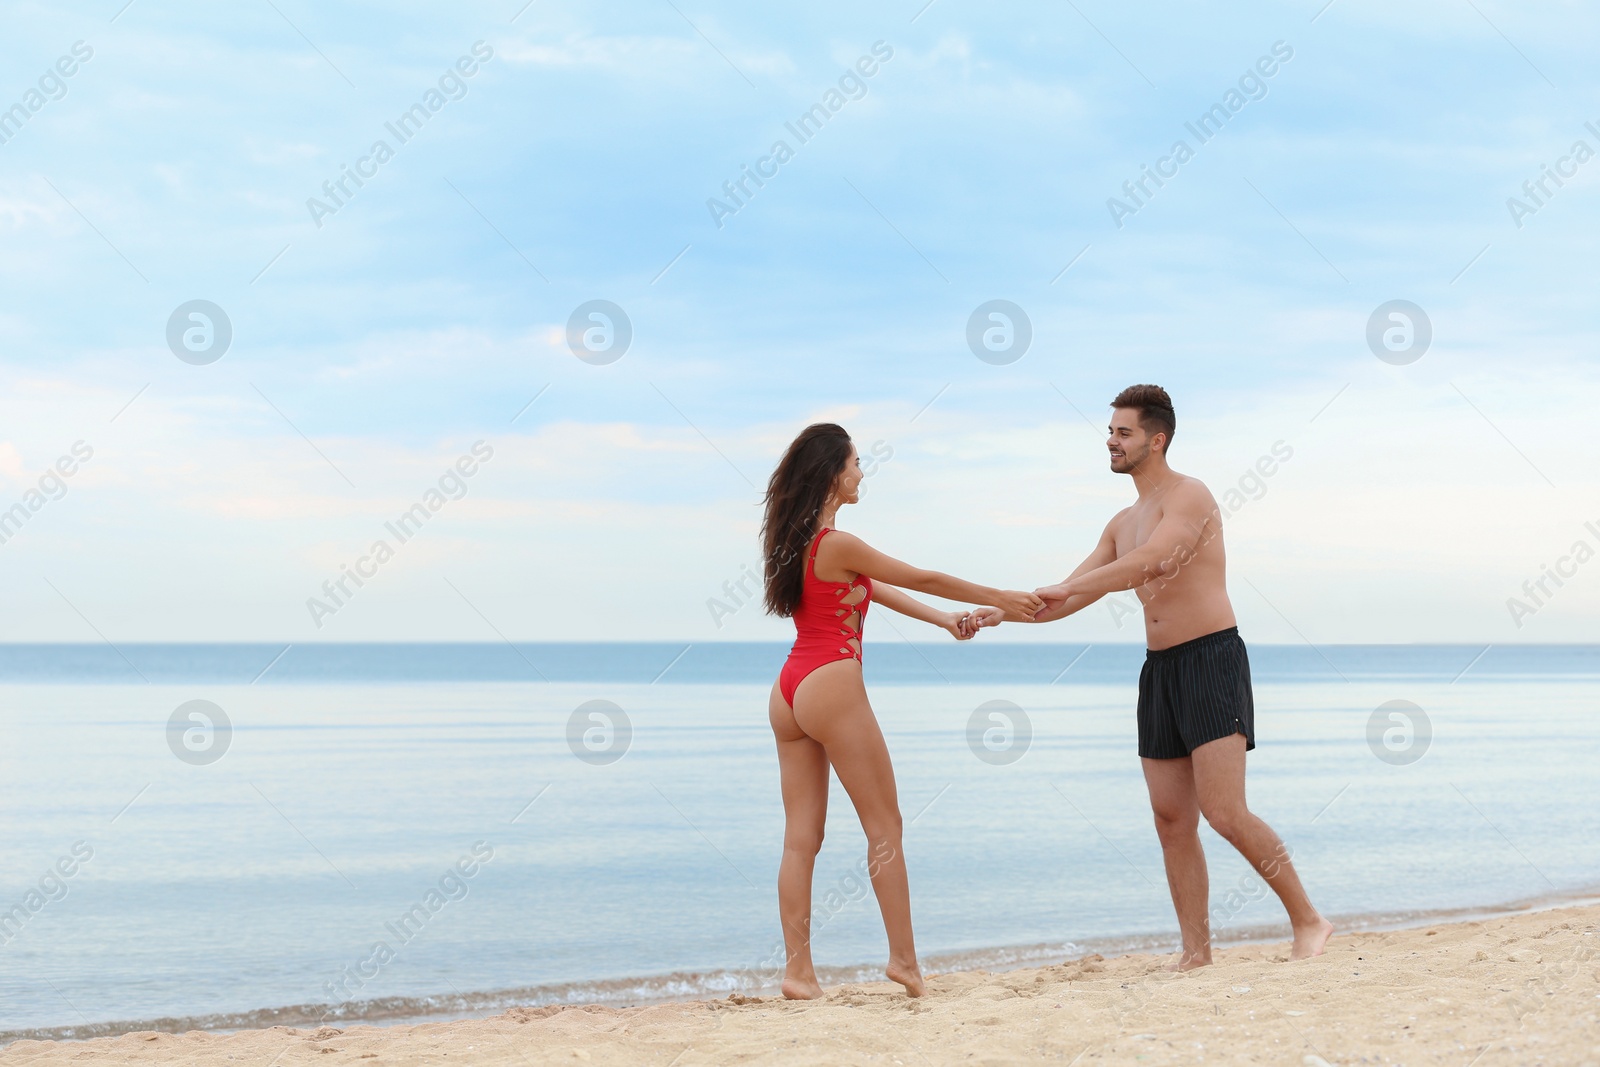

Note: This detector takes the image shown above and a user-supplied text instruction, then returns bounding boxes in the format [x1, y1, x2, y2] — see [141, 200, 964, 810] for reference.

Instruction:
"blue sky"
[1, 0, 1596, 642]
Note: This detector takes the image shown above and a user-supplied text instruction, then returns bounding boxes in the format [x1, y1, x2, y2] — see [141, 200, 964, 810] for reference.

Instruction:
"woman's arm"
[872, 583, 974, 640]
[819, 531, 1044, 619]
[871, 582, 950, 626]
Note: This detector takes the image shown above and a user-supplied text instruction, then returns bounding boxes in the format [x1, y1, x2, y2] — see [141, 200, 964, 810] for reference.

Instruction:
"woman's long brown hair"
[761, 423, 852, 617]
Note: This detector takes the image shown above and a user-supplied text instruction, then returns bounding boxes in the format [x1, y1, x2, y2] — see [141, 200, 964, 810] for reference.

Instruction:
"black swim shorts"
[1137, 626, 1256, 759]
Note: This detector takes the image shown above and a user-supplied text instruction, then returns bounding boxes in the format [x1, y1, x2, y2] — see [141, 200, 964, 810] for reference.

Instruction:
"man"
[979, 384, 1332, 968]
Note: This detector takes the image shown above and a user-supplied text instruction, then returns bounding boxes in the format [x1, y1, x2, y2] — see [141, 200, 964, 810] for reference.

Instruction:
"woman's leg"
[769, 680, 830, 999]
[792, 661, 924, 996]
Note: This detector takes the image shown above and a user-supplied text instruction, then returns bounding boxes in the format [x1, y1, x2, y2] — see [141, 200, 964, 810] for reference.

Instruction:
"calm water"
[0, 642, 1596, 1040]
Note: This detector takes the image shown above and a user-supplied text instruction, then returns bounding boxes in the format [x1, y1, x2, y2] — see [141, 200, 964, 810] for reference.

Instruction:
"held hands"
[941, 592, 1046, 640]
[940, 611, 977, 641]
[1032, 582, 1072, 621]
[941, 608, 1008, 640]
[968, 606, 1007, 631]
[996, 589, 1046, 619]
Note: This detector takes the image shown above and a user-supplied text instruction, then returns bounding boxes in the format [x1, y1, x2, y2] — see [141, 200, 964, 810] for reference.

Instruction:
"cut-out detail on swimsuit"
[835, 581, 866, 656]
[777, 528, 873, 707]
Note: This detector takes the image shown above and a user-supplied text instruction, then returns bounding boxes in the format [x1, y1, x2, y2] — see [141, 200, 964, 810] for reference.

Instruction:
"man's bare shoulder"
[1164, 476, 1222, 524]
[1166, 473, 1222, 511]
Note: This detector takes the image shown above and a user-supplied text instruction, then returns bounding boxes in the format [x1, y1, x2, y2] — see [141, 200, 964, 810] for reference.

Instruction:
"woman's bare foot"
[1165, 949, 1211, 972]
[1291, 917, 1335, 960]
[886, 957, 925, 997]
[781, 974, 824, 1000]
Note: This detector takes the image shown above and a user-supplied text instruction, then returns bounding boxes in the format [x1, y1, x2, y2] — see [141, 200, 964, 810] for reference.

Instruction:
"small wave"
[6, 884, 1597, 1046]
[0, 971, 778, 1045]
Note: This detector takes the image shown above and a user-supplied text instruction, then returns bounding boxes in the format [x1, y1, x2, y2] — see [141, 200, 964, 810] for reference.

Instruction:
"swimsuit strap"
[805, 527, 832, 581]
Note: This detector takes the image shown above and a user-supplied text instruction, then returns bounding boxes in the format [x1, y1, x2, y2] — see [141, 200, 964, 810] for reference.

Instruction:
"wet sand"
[6, 902, 1599, 1065]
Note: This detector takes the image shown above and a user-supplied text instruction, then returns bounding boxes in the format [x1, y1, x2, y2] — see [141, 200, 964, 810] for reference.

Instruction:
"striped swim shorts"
[1136, 626, 1256, 760]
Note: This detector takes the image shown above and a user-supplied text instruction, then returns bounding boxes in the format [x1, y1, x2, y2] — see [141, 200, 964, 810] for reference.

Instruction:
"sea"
[0, 641, 1596, 1042]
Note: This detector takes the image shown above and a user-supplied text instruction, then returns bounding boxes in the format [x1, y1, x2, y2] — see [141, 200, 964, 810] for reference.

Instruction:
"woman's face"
[831, 444, 863, 506]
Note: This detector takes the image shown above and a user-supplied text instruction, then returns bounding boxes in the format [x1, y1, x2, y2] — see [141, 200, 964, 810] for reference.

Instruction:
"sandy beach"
[5, 903, 1596, 1066]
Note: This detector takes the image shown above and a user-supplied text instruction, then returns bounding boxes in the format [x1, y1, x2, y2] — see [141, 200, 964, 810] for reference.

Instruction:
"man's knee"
[1200, 803, 1249, 844]
[1150, 806, 1198, 846]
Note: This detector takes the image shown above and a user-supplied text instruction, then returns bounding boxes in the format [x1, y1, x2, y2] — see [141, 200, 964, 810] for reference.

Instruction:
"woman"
[761, 422, 1043, 999]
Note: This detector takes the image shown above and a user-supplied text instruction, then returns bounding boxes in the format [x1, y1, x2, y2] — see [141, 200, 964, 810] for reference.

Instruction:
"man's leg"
[1190, 734, 1333, 959]
[1140, 755, 1212, 969]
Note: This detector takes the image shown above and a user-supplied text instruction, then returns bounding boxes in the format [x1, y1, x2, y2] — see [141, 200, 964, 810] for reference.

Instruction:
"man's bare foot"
[1165, 950, 1211, 972]
[781, 975, 824, 1000]
[886, 958, 925, 997]
[1290, 917, 1334, 960]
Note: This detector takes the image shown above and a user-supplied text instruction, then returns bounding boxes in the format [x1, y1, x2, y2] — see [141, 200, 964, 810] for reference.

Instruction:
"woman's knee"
[784, 826, 824, 857]
[860, 809, 903, 845]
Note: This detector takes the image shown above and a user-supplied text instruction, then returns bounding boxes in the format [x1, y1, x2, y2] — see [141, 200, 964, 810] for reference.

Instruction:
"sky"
[0, 0, 1596, 644]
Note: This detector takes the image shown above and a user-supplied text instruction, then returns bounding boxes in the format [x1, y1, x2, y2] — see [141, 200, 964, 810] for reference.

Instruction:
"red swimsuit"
[778, 528, 873, 707]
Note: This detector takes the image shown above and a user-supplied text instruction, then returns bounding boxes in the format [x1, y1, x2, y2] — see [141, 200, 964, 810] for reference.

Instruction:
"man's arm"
[1028, 516, 1122, 622]
[1051, 482, 1214, 599]
[978, 513, 1123, 626]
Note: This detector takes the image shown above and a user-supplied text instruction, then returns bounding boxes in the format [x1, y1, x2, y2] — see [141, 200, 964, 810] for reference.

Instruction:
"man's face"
[1107, 409, 1157, 474]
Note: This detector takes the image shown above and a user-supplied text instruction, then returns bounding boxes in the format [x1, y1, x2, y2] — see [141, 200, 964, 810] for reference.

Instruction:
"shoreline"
[0, 641, 1592, 688]
[7, 884, 1597, 1047]
[4, 902, 1596, 1066]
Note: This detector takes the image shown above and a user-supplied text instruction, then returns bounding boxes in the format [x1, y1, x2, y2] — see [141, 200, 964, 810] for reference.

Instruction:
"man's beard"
[1114, 443, 1150, 472]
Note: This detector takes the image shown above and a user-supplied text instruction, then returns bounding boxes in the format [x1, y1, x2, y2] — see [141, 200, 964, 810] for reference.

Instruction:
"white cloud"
[7, 360, 1594, 643]
[497, 31, 795, 79]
